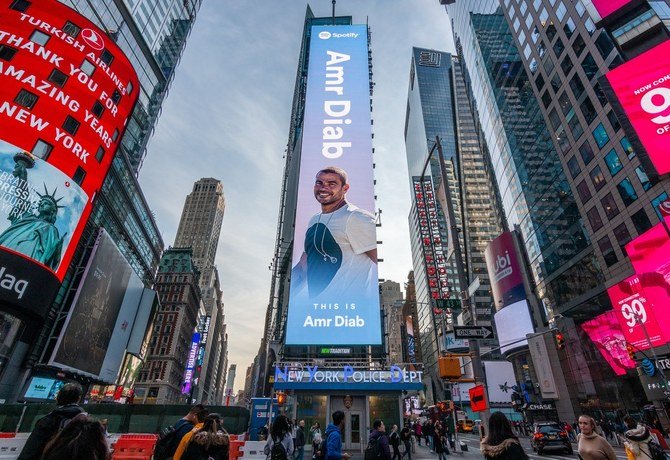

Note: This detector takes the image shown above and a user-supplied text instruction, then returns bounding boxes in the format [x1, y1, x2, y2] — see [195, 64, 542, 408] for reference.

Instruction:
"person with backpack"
[389, 425, 401, 460]
[414, 422, 422, 447]
[155, 404, 209, 460]
[622, 415, 665, 460]
[367, 419, 391, 460]
[41, 414, 109, 460]
[324, 411, 350, 460]
[174, 409, 211, 460]
[180, 413, 229, 460]
[18, 382, 85, 460]
[264, 414, 295, 460]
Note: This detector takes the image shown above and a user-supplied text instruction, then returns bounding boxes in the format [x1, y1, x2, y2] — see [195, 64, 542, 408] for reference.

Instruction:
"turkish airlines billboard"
[285, 25, 380, 345]
[605, 40, 670, 175]
[0, 0, 139, 318]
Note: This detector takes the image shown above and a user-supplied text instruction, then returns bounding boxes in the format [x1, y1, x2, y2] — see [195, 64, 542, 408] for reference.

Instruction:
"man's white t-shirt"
[305, 203, 376, 298]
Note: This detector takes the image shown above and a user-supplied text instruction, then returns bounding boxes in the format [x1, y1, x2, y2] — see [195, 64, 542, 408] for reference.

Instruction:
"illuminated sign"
[182, 332, 200, 395]
[580, 310, 636, 376]
[469, 385, 487, 412]
[605, 40, 670, 175]
[0, 0, 139, 318]
[273, 365, 423, 390]
[286, 25, 380, 345]
[23, 376, 63, 400]
[607, 275, 668, 351]
[493, 299, 534, 355]
[485, 231, 525, 309]
[413, 177, 450, 303]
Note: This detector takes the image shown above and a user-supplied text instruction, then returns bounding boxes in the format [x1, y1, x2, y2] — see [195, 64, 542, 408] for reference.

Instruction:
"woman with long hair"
[181, 413, 229, 460]
[42, 414, 109, 460]
[480, 412, 528, 460]
[577, 415, 616, 460]
[264, 414, 295, 459]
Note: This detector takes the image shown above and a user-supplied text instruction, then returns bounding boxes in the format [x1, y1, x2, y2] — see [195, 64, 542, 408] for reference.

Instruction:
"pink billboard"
[590, 0, 633, 20]
[606, 275, 668, 351]
[580, 310, 636, 376]
[605, 40, 670, 175]
[485, 231, 525, 309]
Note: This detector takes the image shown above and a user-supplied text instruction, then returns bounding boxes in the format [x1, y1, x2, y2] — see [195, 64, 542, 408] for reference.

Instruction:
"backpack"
[364, 437, 382, 460]
[390, 431, 400, 446]
[313, 431, 331, 460]
[153, 425, 179, 460]
[270, 435, 288, 460]
[647, 439, 667, 460]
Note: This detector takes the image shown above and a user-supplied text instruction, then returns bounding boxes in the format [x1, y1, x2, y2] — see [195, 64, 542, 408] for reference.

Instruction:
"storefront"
[274, 364, 423, 452]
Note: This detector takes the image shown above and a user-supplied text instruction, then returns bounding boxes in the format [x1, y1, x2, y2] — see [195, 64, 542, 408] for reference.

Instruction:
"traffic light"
[276, 391, 287, 406]
[626, 343, 636, 361]
[555, 332, 565, 350]
[438, 356, 462, 379]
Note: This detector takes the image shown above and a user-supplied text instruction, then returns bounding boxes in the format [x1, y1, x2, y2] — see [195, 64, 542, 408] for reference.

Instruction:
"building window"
[620, 137, 635, 158]
[595, 32, 615, 59]
[578, 141, 594, 165]
[127, 81, 134, 94]
[601, 192, 619, 219]
[631, 208, 652, 234]
[604, 149, 622, 176]
[91, 100, 105, 118]
[652, 192, 669, 220]
[635, 166, 652, 190]
[0, 45, 17, 61]
[582, 53, 598, 80]
[100, 49, 114, 66]
[613, 222, 632, 250]
[607, 110, 621, 131]
[576, 180, 591, 203]
[567, 156, 581, 178]
[48, 68, 68, 87]
[541, 90, 552, 108]
[598, 236, 618, 267]
[14, 89, 38, 109]
[548, 109, 561, 130]
[581, 98, 597, 125]
[29, 30, 49, 46]
[81, 59, 95, 77]
[553, 37, 565, 57]
[587, 206, 604, 231]
[592, 123, 609, 148]
[568, 111, 584, 140]
[564, 18, 576, 37]
[594, 82, 609, 106]
[572, 34, 586, 57]
[559, 91, 571, 115]
[111, 89, 122, 104]
[590, 166, 606, 190]
[73, 167, 86, 185]
[617, 177, 638, 205]
[63, 21, 81, 38]
[569, 74, 584, 101]
[32, 139, 53, 160]
[95, 146, 105, 163]
[10, 0, 30, 12]
[62, 116, 80, 135]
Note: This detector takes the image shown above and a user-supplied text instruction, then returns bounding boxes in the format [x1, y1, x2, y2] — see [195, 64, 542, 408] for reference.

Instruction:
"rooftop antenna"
[332, 0, 336, 24]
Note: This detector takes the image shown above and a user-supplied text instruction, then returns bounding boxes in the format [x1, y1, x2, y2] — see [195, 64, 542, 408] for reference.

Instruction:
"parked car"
[530, 422, 573, 455]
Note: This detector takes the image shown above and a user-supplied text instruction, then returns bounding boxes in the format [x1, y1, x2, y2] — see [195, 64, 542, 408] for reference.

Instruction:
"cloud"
[139, 0, 454, 392]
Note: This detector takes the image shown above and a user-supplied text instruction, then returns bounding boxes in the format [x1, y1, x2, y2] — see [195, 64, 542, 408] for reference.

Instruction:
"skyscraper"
[404, 48, 503, 405]
[173, 178, 227, 404]
[380, 281, 404, 364]
[443, 0, 667, 420]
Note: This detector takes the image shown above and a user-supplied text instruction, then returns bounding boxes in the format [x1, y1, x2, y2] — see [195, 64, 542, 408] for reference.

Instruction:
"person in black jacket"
[181, 414, 229, 460]
[389, 425, 401, 460]
[369, 420, 392, 460]
[18, 382, 85, 460]
[480, 412, 529, 460]
[294, 420, 306, 460]
[41, 414, 109, 460]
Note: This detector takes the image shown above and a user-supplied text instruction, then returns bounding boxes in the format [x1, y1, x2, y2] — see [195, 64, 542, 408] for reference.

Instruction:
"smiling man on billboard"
[291, 166, 377, 299]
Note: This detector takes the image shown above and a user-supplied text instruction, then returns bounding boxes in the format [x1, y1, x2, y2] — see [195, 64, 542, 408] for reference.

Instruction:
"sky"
[138, 0, 455, 392]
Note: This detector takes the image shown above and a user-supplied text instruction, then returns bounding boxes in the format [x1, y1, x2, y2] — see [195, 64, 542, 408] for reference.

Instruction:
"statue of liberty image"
[0, 152, 65, 270]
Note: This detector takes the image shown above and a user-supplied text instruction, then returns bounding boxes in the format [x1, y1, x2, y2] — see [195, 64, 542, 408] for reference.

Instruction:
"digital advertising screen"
[493, 299, 535, 355]
[0, 0, 139, 317]
[49, 229, 139, 381]
[580, 310, 636, 376]
[285, 25, 380, 345]
[23, 376, 64, 400]
[606, 275, 668, 351]
[605, 40, 670, 176]
[485, 231, 526, 309]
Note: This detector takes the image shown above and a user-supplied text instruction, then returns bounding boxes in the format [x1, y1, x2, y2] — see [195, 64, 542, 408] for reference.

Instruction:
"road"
[345, 434, 630, 459]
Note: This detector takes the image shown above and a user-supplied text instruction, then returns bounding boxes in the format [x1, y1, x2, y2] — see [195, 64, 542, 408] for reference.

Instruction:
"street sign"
[436, 299, 462, 310]
[453, 326, 494, 339]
